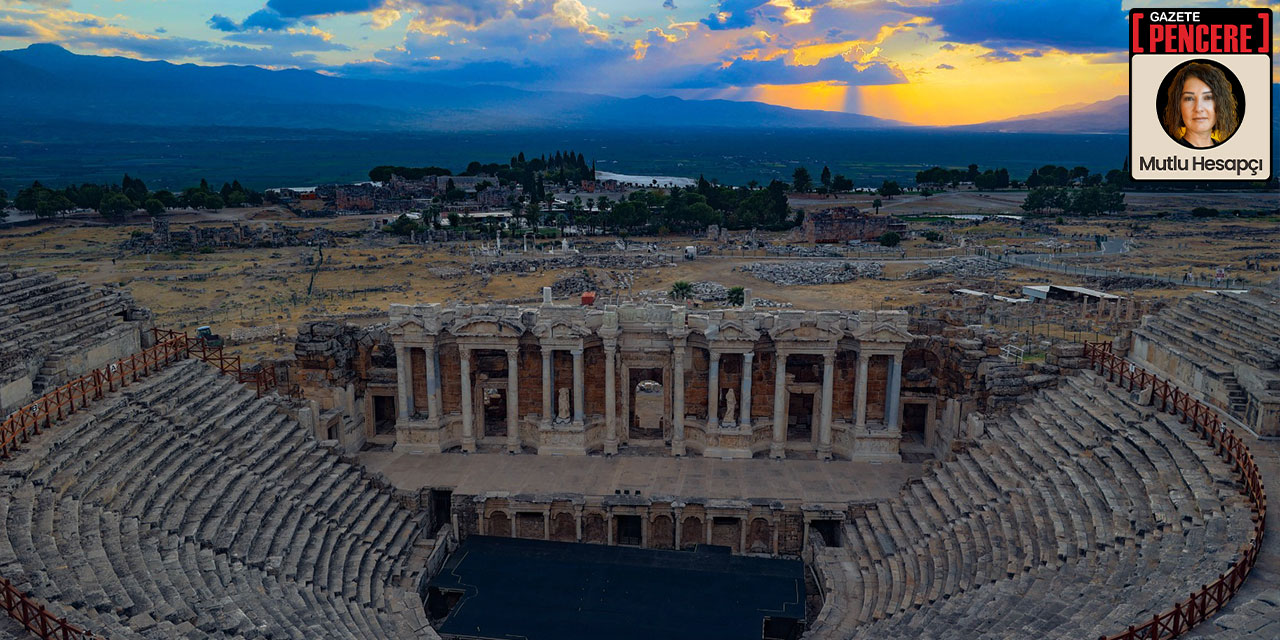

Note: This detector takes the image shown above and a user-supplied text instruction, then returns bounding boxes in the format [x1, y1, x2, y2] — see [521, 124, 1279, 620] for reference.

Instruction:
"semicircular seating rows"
[806, 370, 1257, 640]
[0, 358, 436, 639]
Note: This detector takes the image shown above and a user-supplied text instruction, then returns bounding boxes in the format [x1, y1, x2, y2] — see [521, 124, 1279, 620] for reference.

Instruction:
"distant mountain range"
[958, 96, 1129, 134]
[5, 43, 1276, 150]
[0, 44, 906, 131]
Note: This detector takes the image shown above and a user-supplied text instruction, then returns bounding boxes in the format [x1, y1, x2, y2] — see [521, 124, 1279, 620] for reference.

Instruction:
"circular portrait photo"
[1156, 59, 1245, 149]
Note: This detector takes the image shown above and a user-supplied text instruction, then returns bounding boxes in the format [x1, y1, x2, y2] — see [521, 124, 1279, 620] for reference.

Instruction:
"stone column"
[855, 352, 869, 428]
[460, 347, 475, 452]
[541, 346, 553, 428]
[604, 341, 618, 454]
[818, 351, 834, 460]
[672, 341, 686, 456]
[571, 348, 585, 426]
[707, 350, 720, 430]
[740, 352, 754, 429]
[425, 343, 441, 428]
[771, 351, 787, 458]
[886, 353, 902, 430]
[506, 348, 520, 454]
[395, 344, 411, 423]
[673, 506, 683, 547]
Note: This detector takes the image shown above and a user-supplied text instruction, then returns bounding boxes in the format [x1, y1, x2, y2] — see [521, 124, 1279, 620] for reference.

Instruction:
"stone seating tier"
[806, 370, 1254, 640]
[0, 267, 138, 394]
[0, 359, 435, 639]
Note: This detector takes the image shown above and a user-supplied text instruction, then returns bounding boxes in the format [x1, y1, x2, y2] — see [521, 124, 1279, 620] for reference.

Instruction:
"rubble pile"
[738, 261, 882, 286]
[903, 256, 1010, 280]
[763, 244, 842, 258]
[691, 281, 729, 301]
[1085, 275, 1167, 290]
[551, 271, 602, 297]
[475, 253, 673, 275]
[428, 267, 466, 278]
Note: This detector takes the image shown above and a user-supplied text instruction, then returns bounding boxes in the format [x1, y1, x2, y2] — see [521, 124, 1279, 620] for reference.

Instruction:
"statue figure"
[722, 388, 737, 425]
[557, 387, 571, 421]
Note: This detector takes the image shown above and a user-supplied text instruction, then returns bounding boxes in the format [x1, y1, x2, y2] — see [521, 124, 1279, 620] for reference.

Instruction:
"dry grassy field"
[2, 191, 1274, 359]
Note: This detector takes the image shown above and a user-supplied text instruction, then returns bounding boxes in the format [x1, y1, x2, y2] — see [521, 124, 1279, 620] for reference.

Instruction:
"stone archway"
[649, 515, 675, 549]
[583, 513, 606, 544]
[680, 516, 703, 549]
[550, 512, 576, 542]
[486, 512, 511, 537]
[747, 518, 772, 554]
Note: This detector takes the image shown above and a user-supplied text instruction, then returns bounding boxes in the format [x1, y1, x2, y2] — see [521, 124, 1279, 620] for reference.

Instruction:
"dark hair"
[1163, 62, 1238, 141]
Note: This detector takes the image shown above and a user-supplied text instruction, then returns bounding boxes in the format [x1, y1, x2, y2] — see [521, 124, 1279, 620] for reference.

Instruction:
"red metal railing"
[1085, 342, 1267, 640]
[0, 327, 277, 639]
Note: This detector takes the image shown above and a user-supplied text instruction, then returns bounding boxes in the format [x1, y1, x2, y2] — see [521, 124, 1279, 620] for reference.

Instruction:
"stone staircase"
[0, 359, 436, 639]
[806, 370, 1255, 640]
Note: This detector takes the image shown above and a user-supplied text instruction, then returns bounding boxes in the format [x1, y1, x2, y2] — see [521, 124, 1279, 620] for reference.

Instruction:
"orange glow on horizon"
[749, 81, 851, 113]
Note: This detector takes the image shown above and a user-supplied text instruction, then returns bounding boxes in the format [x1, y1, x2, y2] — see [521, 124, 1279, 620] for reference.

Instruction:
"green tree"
[98, 192, 135, 221]
[820, 166, 832, 191]
[670, 280, 693, 301]
[203, 194, 224, 210]
[877, 180, 902, 199]
[0, 188, 7, 212]
[143, 198, 165, 217]
[153, 190, 178, 208]
[879, 231, 901, 247]
[872, 198, 882, 215]
[831, 174, 853, 193]
[726, 286, 745, 307]
[792, 166, 813, 193]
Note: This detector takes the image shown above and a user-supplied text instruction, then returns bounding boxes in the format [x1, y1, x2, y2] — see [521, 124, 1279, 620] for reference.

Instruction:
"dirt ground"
[3, 193, 1273, 360]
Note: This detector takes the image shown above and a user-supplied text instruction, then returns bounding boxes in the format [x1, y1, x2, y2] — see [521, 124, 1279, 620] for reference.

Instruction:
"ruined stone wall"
[833, 350, 857, 421]
[517, 346, 541, 418]
[751, 351, 777, 421]
[439, 343, 461, 415]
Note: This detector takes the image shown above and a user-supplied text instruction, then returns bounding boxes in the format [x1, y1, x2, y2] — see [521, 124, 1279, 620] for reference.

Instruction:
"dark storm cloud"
[907, 0, 1125, 53]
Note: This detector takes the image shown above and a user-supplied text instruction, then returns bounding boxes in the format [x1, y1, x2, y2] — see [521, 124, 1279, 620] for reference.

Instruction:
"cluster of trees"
[791, 166, 855, 194]
[523, 177, 793, 234]
[1020, 185, 1126, 215]
[1025, 164, 1101, 187]
[915, 164, 1011, 190]
[9, 175, 263, 221]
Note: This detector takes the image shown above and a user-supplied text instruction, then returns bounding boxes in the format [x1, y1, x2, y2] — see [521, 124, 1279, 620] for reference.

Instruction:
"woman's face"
[1179, 75, 1215, 137]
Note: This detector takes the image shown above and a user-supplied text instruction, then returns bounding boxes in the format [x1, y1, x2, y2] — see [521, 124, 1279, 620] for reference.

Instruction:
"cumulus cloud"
[662, 0, 677, 8]
[979, 49, 1020, 63]
[935, 62, 953, 69]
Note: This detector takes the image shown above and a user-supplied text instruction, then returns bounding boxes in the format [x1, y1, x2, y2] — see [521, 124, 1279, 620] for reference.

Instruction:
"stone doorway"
[481, 387, 507, 438]
[903, 402, 928, 443]
[629, 368, 665, 441]
[615, 515, 643, 546]
[372, 395, 396, 435]
[787, 392, 815, 442]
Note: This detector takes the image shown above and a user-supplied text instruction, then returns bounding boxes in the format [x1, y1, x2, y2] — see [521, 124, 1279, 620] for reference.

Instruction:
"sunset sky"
[1, 0, 1275, 126]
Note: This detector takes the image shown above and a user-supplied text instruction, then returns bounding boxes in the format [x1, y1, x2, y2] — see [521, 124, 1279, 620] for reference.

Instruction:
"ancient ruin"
[0, 265, 1273, 640]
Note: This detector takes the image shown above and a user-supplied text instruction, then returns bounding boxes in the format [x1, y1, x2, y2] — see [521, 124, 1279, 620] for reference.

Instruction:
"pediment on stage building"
[857, 322, 914, 344]
[451, 316, 524, 338]
[532, 320, 591, 340]
[770, 323, 842, 343]
[706, 320, 760, 345]
[388, 315, 443, 337]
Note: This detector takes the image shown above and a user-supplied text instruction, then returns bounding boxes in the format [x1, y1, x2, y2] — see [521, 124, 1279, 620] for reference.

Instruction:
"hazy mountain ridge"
[0, 44, 904, 131]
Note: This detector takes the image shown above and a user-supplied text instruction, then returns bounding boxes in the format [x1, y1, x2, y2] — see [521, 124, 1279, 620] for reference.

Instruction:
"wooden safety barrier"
[0, 327, 277, 639]
[1085, 342, 1268, 640]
